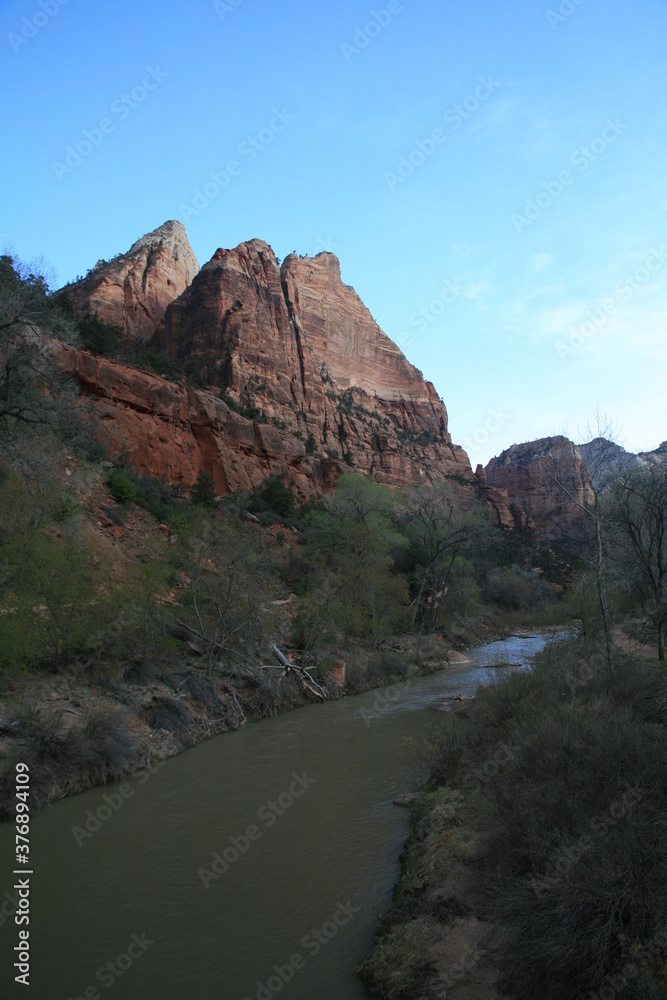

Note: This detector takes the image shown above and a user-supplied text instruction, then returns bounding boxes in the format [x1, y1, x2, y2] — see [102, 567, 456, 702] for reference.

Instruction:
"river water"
[0, 633, 560, 1000]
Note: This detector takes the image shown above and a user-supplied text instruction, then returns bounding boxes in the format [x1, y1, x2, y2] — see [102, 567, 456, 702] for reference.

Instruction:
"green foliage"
[0, 472, 122, 673]
[295, 475, 409, 648]
[246, 475, 297, 519]
[77, 314, 123, 356]
[108, 468, 139, 504]
[191, 469, 216, 507]
[123, 344, 190, 381]
[86, 442, 108, 464]
[305, 432, 317, 455]
[107, 465, 184, 523]
[220, 391, 264, 422]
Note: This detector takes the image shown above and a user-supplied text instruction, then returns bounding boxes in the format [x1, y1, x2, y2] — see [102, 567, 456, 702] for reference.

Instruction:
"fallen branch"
[269, 644, 327, 701]
[219, 683, 247, 724]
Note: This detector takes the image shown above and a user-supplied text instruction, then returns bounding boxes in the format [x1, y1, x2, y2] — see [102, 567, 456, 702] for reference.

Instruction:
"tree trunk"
[596, 511, 615, 675]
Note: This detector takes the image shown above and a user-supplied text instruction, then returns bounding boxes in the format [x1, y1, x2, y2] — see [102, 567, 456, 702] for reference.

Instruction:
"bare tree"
[178, 517, 277, 679]
[606, 463, 667, 660]
[0, 254, 77, 440]
[401, 482, 487, 630]
[543, 422, 619, 674]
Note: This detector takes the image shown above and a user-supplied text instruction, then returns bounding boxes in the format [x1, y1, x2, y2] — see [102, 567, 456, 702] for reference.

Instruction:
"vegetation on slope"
[360, 636, 667, 999]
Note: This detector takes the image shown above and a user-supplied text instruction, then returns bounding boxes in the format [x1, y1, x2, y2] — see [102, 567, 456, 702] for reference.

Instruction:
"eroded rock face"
[579, 437, 667, 488]
[161, 240, 502, 505]
[61, 346, 336, 498]
[59, 224, 514, 525]
[64, 221, 199, 344]
[485, 436, 594, 545]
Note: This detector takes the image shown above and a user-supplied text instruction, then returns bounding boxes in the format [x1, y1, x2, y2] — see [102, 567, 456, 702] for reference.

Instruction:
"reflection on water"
[0, 632, 564, 1000]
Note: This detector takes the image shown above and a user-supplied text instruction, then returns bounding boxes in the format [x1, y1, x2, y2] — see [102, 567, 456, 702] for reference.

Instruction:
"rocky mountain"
[64, 220, 200, 344]
[485, 436, 594, 546]
[580, 437, 667, 488]
[62, 222, 513, 524]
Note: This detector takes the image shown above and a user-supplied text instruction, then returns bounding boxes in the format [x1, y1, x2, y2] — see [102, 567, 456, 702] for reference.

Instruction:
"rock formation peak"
[64, 220, 200, 344]
[485, 436, 594, 545]
[61, 224, 514, 525]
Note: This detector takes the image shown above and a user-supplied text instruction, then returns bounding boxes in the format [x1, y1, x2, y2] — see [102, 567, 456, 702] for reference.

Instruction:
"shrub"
[191, 470, 216, 507]
[87, 442, 108, 464]
[108, 468, 138, 504]
[77, 314, 123, 357]
[252, 673, 284, 718]
[381, 639, 667, 1000]
[168, 671, 222, 712]
[484, 565, 555, 611]
[141, 696, 190, 734]
[0, 707, 140, 817]
[305, 433, 317, 455]
[246, 475, 296, 519]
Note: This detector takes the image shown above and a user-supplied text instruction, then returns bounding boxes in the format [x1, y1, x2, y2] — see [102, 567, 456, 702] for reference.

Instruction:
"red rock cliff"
[60, 224, 513, 525]
[161, 240, 488, 496]
[64, 221, 199, 344]
[485, 436, 595, 545]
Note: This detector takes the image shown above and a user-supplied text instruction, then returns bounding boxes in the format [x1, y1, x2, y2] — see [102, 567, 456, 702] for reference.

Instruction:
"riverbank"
[0, 622, 517, 820]
[359, 634, 667, 1000]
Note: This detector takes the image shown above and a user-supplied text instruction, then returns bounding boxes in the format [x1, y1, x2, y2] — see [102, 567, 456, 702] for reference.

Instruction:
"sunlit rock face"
[65, 221, 199, 345]
[60, 224, 513, 523]
[485, 436, 595, 545]
[161, 239, 477, 493]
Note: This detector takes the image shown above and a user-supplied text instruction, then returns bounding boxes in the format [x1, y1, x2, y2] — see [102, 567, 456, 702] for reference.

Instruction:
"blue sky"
[1, 0, 665, 467]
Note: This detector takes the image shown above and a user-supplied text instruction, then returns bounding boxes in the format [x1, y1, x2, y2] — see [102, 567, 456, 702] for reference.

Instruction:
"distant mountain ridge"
[579, 437, 667, 488]
[484, 435, 666, 547]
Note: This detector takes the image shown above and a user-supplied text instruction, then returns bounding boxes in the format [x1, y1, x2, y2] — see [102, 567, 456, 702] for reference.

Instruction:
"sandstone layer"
[61, 346, 337, 498]
[485, 436, 594, 545]
[61, 223, 513, 524]
[160, 239, 510, 514]
[65, 221, 199, 344]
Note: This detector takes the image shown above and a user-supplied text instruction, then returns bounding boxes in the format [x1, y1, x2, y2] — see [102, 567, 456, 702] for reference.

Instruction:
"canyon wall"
[65, 221, 199, 344]
[485, 436, 594, 545]
[64, 223, 513, 523]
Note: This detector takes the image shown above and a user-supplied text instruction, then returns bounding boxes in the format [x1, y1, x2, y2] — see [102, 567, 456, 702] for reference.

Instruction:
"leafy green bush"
[191, 469, 216, 507]
[246, 475, 296, 519]
[107, 466, 181, 522]
[108, 468, 139, 504]
[305, 433, 317, 455]
[77, 314, 123, 356]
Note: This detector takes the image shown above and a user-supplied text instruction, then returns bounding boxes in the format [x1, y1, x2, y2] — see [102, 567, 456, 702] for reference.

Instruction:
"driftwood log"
[268, 645, 328, 702]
